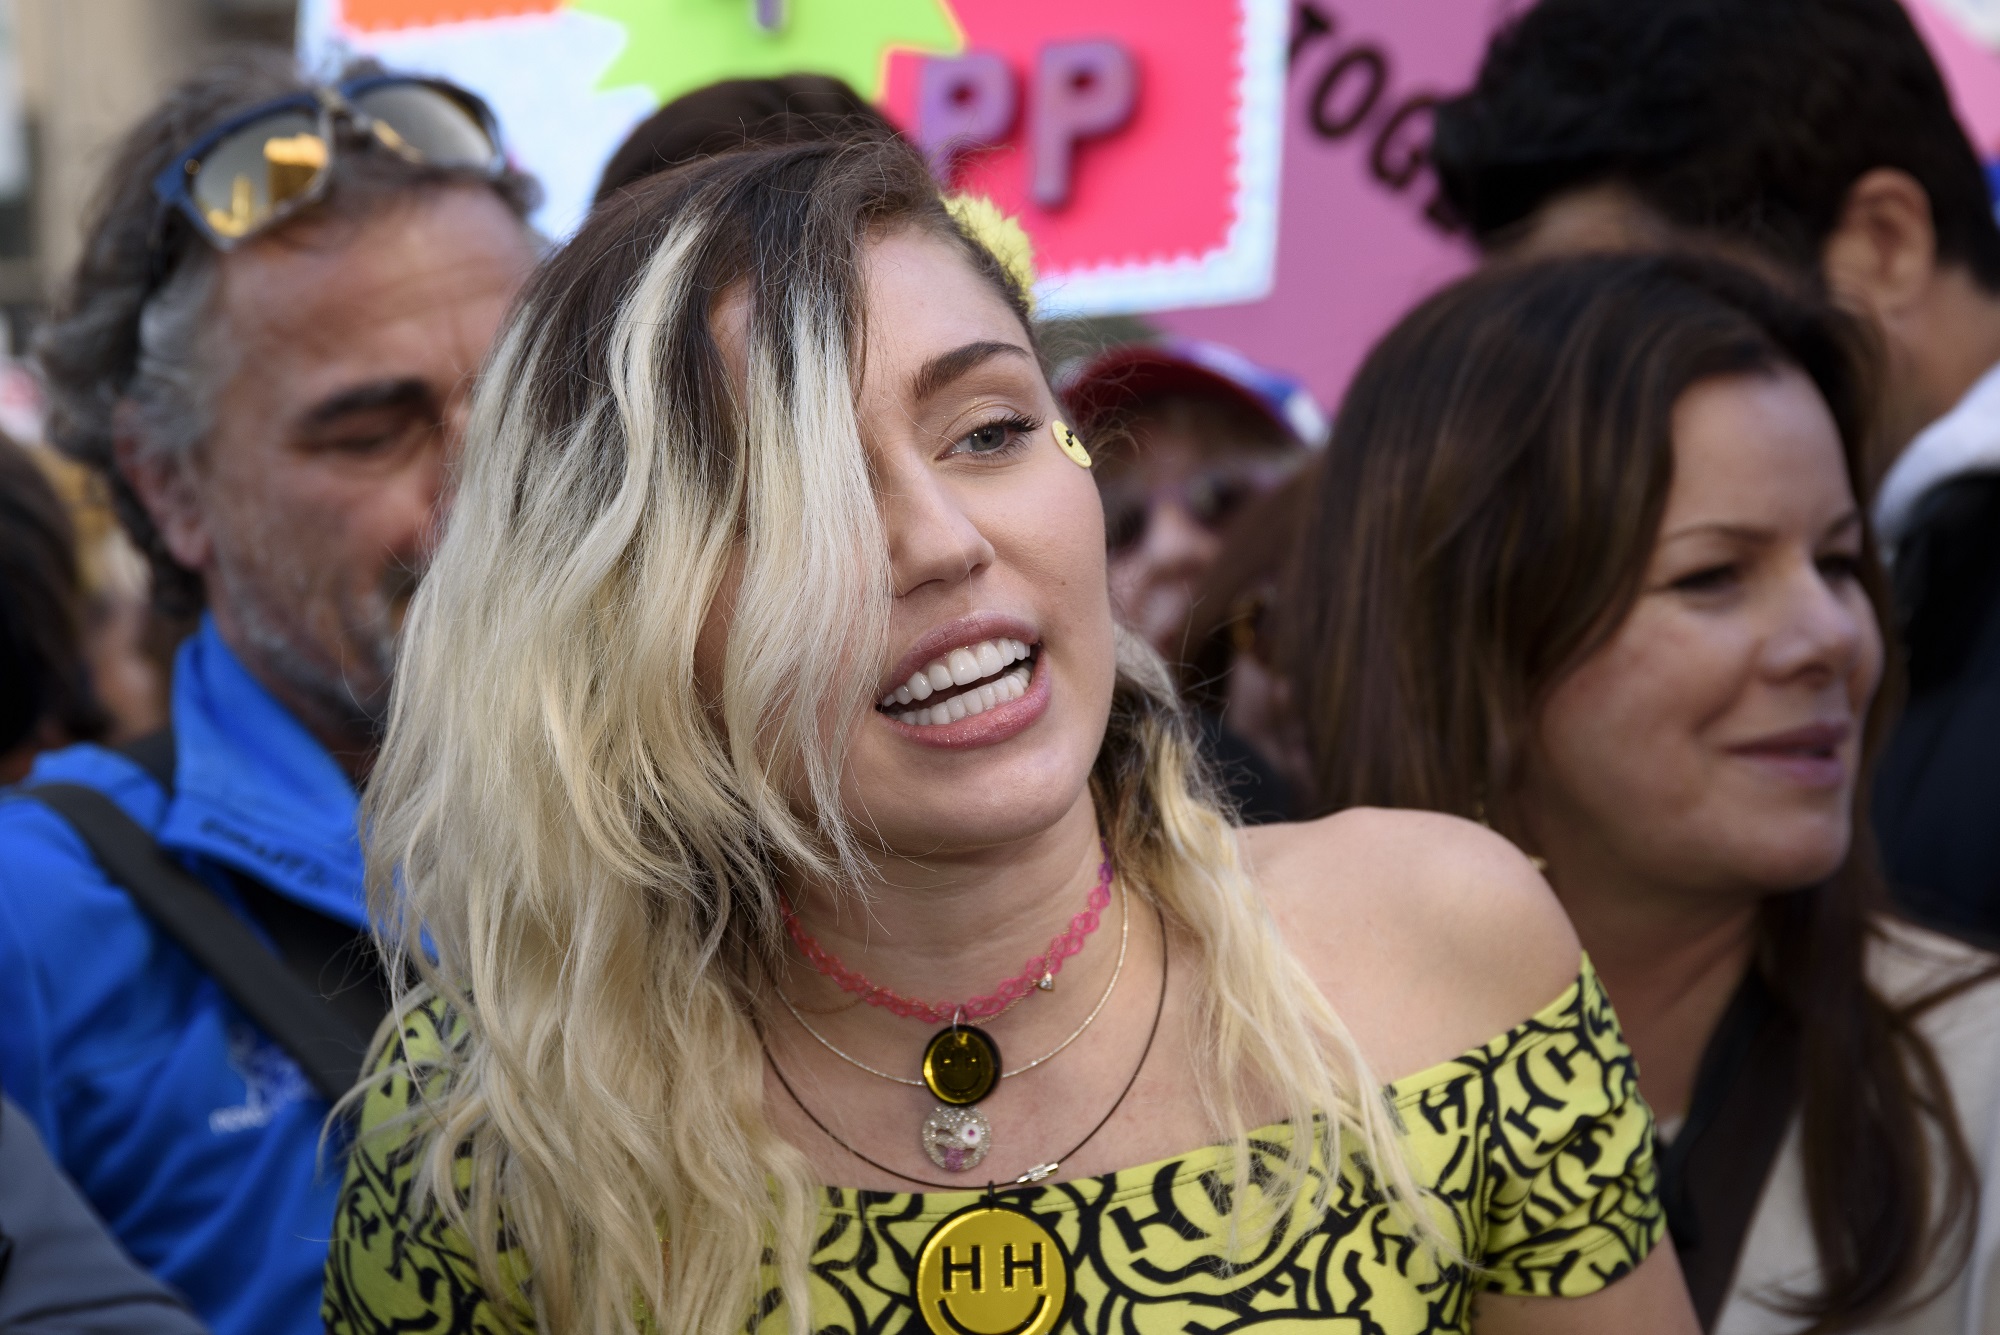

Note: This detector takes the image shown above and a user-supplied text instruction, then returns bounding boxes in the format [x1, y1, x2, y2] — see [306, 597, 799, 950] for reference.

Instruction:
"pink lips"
[1725, 720, 1852, 789]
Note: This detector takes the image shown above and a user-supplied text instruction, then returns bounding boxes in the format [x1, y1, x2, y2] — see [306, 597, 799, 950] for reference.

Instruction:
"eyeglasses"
[148, 75, 504, 275]
[1100, 462, 1297, 554]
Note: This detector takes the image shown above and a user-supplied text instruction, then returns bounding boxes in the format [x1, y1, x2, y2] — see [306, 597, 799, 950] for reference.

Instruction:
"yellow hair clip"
[1053, 420, 1092, 468]
[944, 193, 1037, 314]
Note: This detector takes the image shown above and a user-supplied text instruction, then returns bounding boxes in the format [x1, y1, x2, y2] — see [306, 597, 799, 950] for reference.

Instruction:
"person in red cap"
[1059, 338, 1320, 663]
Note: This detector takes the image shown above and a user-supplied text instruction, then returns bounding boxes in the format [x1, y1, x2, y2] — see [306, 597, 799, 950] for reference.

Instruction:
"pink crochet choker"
[779, 840, 1114, 1024]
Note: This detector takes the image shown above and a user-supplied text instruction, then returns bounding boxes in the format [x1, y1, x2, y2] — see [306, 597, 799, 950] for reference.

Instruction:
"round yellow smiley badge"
[1052, 420, 1092, 468]
[915, 1205, 1069, 1335]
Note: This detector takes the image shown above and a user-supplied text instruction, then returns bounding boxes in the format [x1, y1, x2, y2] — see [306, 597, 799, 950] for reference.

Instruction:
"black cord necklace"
[764, 902, 1169, 1192]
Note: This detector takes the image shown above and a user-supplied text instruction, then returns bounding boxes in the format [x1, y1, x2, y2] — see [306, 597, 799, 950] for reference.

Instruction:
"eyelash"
[1669, 552, 1864, 595]
[949, 413, 1042, 459]
[1671, 564, 1738, 594]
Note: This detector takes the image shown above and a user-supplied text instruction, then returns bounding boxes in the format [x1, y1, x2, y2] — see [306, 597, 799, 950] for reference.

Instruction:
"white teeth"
[889, 663, 1032, 727]
[883, 639, 1037, 726]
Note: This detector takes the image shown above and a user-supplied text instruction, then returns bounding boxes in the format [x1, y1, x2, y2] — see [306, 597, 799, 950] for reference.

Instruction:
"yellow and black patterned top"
[323, 960, 1662, 1333]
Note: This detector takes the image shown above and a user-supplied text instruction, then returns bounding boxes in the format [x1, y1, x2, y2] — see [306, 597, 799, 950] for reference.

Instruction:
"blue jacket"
[0, 619, 365, 1335]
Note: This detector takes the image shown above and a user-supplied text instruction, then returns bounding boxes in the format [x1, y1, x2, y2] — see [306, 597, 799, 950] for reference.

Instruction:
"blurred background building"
[4, 0, 295, 338]
[0, 1, 297, 747]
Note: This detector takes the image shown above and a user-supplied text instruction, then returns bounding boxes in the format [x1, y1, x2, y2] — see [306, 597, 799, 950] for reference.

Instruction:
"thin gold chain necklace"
[775, 877, 1130, 1089]
[773, 880, 1132, 1173]
[761, 899, 1168, 1191]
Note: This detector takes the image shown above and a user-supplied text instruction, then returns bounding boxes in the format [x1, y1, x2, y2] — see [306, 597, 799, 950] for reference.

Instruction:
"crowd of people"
[1, 1, 1998, 1333]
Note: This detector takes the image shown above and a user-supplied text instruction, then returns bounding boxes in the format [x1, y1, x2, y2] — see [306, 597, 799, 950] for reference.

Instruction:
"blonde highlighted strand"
[351, 134, 1439, 1335]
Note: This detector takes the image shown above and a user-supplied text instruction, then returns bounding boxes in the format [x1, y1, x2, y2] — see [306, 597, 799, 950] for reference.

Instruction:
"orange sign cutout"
[340, 0, 562, 30]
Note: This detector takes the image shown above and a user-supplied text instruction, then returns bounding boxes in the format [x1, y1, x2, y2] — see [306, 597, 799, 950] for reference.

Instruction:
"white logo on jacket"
[208, 1025, 311, 1134]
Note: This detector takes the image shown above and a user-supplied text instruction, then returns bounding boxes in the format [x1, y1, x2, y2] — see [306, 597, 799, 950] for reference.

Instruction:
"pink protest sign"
[879, 0, 1288, 314]
[1909, 0, 2000, 153]
[303, 0, 1290, 314]
[1159, 0, 2000, 412]
[1155, 0, 1505, 410]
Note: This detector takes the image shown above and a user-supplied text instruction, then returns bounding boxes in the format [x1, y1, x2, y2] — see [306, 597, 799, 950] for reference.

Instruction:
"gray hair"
[35, 49, 539, 615]
[125, 249, 225, 477]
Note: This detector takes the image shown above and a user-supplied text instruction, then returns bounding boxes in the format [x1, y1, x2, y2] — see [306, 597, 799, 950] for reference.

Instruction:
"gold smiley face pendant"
[915, 1205, 1069, 1335]
[923, 1026, 1001, 1106]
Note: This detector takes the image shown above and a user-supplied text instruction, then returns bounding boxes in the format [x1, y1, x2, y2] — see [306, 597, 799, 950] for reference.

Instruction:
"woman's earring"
[1054, 420, 1092, 468]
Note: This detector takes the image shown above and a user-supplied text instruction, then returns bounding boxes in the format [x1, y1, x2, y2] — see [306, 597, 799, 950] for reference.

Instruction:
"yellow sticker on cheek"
[1052, 420, 1092, 468]
[916, 1206, 1068, 1335]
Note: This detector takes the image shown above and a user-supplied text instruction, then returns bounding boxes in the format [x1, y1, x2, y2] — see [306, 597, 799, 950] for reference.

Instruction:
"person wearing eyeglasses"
[0, 52, 540, 1335]
[1058, 342, 1319, 820]
[1059, 340, 1320, 665]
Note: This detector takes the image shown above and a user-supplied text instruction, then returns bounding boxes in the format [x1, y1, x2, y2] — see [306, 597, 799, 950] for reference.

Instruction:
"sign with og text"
[1161, 0, 2000, 410]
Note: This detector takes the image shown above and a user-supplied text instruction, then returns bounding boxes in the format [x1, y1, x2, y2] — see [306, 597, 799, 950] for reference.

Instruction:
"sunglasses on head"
[148, 75, 504, 279]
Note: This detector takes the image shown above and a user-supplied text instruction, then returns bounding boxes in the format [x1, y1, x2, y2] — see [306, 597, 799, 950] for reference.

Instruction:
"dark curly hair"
[1430, 0, 2000, 291]
[35, 49, 539, 615]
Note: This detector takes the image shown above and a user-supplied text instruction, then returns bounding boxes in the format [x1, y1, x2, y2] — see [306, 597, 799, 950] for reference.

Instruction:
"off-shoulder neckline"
[819, 955, 1600, 1219]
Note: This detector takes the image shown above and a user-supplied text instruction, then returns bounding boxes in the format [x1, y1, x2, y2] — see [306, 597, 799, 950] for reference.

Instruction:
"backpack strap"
[18, 731, 377, 1104]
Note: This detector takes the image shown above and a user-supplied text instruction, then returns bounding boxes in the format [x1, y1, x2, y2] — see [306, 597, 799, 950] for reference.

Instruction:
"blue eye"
[952, 414, 1039, 457]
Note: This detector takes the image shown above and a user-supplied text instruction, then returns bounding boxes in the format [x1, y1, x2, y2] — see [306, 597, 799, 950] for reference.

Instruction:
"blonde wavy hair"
[361, 135, 1429, 1334]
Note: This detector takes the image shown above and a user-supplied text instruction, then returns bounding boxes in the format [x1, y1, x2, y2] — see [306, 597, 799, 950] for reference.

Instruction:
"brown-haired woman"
[1282, 251, 2000, 1334]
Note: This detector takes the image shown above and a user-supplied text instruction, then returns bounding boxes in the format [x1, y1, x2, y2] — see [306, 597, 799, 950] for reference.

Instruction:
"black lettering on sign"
[1370, 93, 1436, 189]
[1292, 0, 1454, 234]
[1289, 0, 1334, 67]
[1310, 44, 1388, 140]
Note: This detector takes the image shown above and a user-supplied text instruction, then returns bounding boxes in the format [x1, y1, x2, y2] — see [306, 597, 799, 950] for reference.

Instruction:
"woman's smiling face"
[1517, 367, 1884, 901]
[835, 227, 1116, 854]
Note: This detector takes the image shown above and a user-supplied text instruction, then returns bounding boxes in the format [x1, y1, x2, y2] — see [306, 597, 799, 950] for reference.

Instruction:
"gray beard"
[211, 556, 421, 746]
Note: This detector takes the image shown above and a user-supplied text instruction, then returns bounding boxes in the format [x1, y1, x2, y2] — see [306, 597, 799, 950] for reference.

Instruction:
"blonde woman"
[322, 137, 1696, 1335]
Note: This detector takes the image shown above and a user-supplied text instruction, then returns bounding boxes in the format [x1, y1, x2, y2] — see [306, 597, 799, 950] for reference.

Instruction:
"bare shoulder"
[1240, 808, 1582, 1083]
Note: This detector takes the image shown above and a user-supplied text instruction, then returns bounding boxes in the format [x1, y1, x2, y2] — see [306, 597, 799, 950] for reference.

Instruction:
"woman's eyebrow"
[1658, 522, 1770, 544]
[907, 340, 1033, 405]
[1658, 510, 1863, 545]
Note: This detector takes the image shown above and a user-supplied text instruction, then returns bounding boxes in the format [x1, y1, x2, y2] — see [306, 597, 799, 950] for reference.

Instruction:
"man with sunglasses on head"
[0, 52, 540, 1334]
